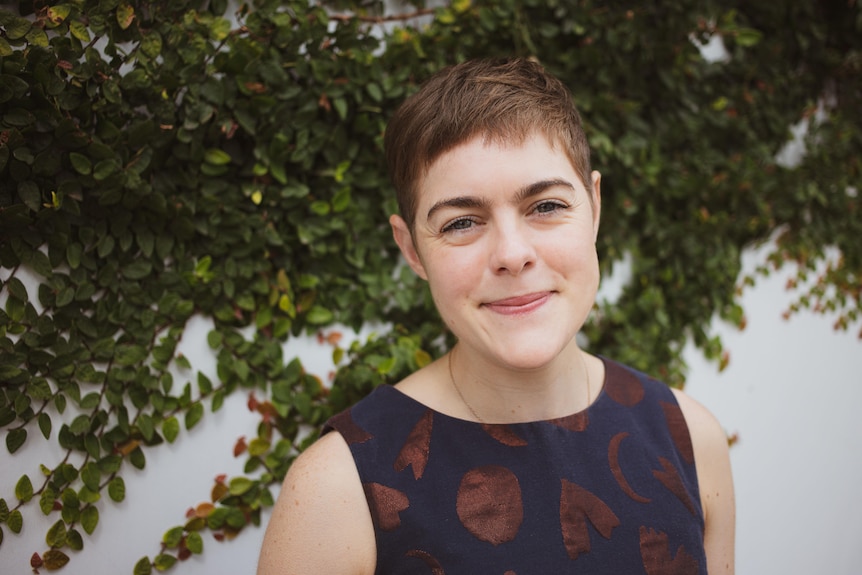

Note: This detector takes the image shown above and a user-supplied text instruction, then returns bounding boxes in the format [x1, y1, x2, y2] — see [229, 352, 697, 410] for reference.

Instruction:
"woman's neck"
[447, 340, 595, 424]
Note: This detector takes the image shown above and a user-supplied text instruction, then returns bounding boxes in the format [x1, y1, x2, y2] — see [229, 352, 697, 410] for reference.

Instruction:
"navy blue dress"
[323, 357, 706, 574]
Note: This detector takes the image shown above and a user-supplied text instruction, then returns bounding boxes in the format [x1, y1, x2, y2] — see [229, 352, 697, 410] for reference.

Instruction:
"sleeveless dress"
[323, 357, 706, 574]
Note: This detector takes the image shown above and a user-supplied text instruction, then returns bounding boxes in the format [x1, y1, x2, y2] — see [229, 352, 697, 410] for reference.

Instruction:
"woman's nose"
[489, 219, 536, 276]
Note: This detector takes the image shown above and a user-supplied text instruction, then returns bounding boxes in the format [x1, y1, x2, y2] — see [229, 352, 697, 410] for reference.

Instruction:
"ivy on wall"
[0, 0, 859, 572]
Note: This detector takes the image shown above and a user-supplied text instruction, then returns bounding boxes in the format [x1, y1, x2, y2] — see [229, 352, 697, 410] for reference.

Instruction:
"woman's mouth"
[482, 292, 552, 315]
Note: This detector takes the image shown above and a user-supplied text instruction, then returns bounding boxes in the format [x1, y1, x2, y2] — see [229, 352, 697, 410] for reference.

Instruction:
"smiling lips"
[483, 292, 552, 315]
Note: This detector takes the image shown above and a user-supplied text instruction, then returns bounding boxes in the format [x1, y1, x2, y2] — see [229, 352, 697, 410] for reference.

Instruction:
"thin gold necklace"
[447, 347, 591, 424]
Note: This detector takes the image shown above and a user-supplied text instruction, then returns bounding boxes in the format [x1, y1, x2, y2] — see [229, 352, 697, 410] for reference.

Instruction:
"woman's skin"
[257, 133, 735, 575]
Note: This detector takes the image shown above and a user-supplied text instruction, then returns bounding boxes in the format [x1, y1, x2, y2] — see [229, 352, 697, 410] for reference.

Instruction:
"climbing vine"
[0, 0, 859, 572]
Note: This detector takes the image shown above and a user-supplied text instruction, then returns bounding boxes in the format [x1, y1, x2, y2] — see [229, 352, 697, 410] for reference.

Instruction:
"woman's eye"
[442, 218, 475, 233]
[534, 201, 566, 214]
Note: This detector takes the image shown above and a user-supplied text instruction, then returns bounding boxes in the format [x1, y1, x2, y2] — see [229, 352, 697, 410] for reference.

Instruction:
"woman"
[258, 57, 735, 574]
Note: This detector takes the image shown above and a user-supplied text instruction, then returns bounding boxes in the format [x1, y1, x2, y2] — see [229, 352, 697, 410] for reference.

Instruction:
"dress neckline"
[381, 355, 611, 427]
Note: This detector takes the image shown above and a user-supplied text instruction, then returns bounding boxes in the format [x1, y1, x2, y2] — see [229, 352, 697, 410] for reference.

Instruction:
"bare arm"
[257, 431, 376, 575]
[672, 388, 736, 575]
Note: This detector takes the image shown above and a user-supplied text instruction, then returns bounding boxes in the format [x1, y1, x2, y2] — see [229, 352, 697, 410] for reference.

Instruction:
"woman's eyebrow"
[425, 178, 575, 221]
[515, 178, 575, 202]
[425, 195, 489, 221]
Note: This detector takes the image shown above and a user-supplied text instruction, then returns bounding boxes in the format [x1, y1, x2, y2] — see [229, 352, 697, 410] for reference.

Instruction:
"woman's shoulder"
[667, 387, 728, 456]
[668, 386, 736, 572]
[257, 430, 376, 574]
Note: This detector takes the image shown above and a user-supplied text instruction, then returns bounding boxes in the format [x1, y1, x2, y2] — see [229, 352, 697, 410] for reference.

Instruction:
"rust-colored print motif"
[559, 479, 621, 560]
[405, 550, 446, 575]
[394, 409, 434, 480]
[608, 432, 651, 504]
[547, 411, 589, 432]
[327, 409, 373, 445]
[660, 401, 695, 465]
[482, 424, 528, 447]
[639, 526, 699, 575]
[604, 361, 646, 407]
[652, 457, 698, 517]
[456, 466, 524, 546]
[363, 483, 409, 532]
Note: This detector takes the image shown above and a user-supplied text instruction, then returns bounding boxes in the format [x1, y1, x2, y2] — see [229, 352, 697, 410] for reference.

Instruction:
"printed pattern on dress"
[323, 357, 705, 575]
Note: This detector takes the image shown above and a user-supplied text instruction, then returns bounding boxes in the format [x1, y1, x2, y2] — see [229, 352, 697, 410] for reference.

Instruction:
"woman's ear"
[390, 214, 428, 280]
[590, 170, 602, 242]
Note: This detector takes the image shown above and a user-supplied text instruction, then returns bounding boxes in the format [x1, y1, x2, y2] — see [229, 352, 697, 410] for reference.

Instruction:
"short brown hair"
[384, 57, 593, 231]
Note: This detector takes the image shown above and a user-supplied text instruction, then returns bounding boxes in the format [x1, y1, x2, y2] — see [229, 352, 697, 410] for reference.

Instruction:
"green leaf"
[134, 557, 153, 575]
[5, 276, 28, 300]
[305, 306, 333, 325]
[66, 527, 84, 551]
[248, 437, 270, 456]
[141, 32, 162, 58]
[81, 505, 99, 535]
[60, 488, 79, 510]
[39, 486, 56, 515]
[162, 416, 179, 443]
[77, 486, 101, 504]
[46, 5, 72, 25]
[333, 96, 348, 120]
[69, 20, 90, 42]
[8, 509, 23, 533]
[138, 413, 155, 442]
[366, 82, 383, 102]
[114, 344, 148, 366]
[84, 433, 100, 458]
[4, 16, 32, 40]
[69, 153, 92, 175]
[92, 158, 120, 181]
[197, 372, 213, 394]
[42, 549, 70, 570]
[185, 403, 204, 430]
[186, 530, 204, 553]
[15, 474, 33, 502]
[17, 181, 41, 211]
[46, 519, 67, 548]
[108, 477, 125, 502]
[117, 3, 135, 30]
[228, 476, 254, 496]
[122, 259, 153, 280]
[129, 446, 146, 469]
[162, 525, 183, 548]
[206, 330, 223, 349]
[97, 234, 115, 258]
[6, 428, 27, 453]
[204, 149, 232, 166]
[80, 462, 100, 491]
[154, 553, 177, 571]
[735, 28, 763, 47]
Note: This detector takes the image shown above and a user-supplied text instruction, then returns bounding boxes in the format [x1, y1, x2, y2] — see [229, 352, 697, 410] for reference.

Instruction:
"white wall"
[682, 243, 862, 574]
[2, 242, 861, 574]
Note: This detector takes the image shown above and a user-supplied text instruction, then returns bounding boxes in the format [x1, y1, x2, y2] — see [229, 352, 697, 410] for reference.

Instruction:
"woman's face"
[391, 132, 601, 372]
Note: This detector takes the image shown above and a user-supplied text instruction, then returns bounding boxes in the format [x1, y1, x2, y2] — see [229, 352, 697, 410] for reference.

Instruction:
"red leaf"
[233, 437, 247, 457]
[178, 545, 191, 561]
[196, 502, 216, 518]
[31, 552, 44, 569]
